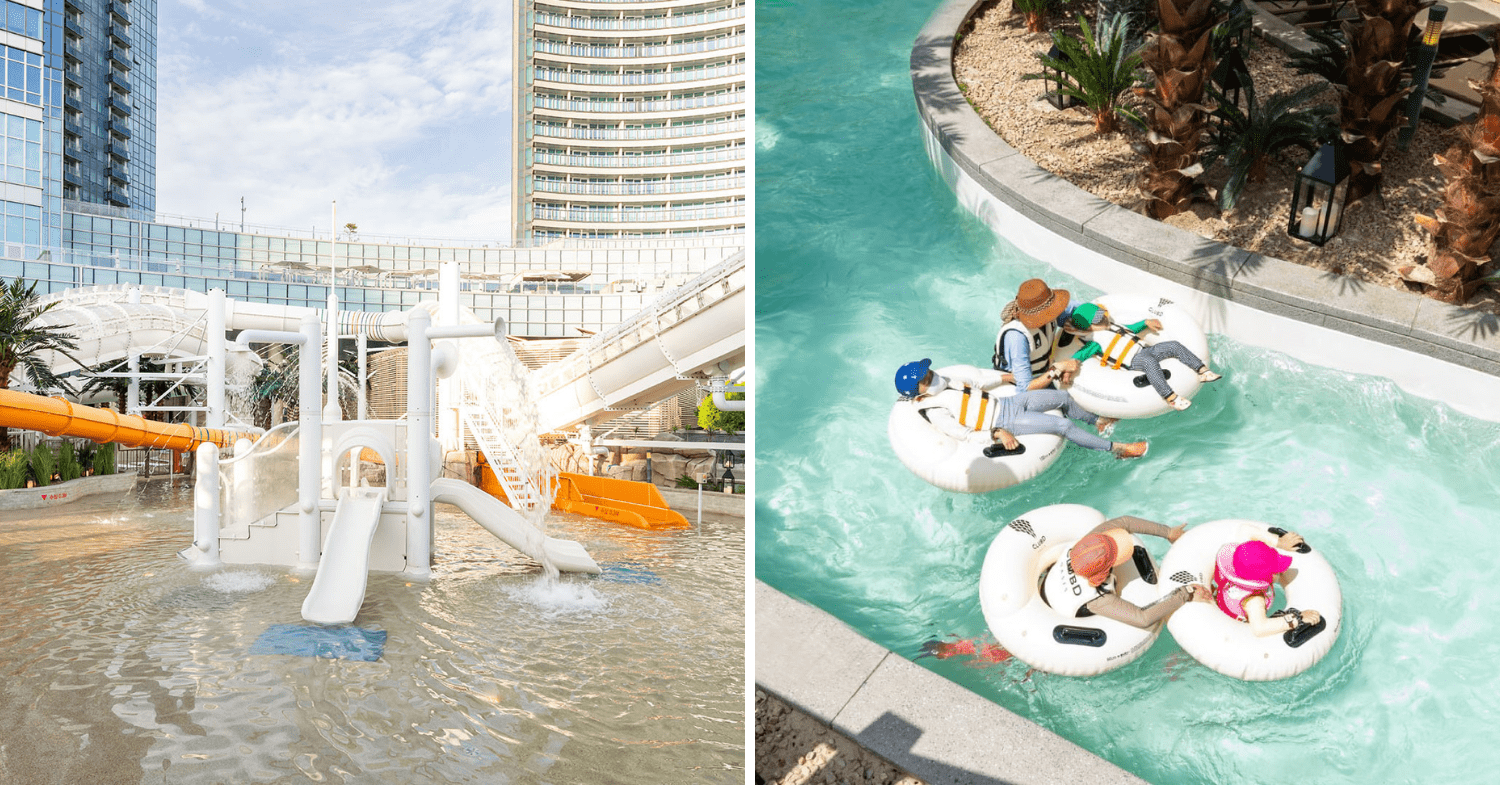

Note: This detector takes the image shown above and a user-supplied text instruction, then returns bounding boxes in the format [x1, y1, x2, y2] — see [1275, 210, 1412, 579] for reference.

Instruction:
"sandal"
[1111, 441, 1149, 459]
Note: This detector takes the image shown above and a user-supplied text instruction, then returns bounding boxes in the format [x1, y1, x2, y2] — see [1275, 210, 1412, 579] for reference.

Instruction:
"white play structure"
[34, 252, 746, 625]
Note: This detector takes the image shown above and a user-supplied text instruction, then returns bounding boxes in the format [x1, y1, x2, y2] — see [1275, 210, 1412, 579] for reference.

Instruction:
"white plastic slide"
[301, 487, 388, 624]
[429, 478, 601, 574]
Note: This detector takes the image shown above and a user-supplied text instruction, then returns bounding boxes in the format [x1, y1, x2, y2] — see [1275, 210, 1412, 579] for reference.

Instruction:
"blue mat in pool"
[597, 562, 661, 584]
[249, 624, 388, 662]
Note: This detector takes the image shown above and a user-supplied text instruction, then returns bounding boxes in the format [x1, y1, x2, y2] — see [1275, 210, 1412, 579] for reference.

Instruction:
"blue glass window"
[1, 48, 37, 105]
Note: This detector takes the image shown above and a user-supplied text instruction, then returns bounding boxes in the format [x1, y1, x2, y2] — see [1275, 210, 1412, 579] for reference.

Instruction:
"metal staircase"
[458, 378, 546, 513]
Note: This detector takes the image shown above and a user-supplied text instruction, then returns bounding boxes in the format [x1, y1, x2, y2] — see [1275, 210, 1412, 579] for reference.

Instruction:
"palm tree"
[1405, 38, 1500, 303]
[0, 278, 82, 449]
[79, 356, 175, 420]
[1133, 0, 1224, 218]
[1291, 0, 1430, 204]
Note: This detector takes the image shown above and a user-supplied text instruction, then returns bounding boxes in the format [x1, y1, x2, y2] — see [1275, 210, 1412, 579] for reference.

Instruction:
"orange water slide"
[477, 457, 689, 529]
[0, 388, 241, 450]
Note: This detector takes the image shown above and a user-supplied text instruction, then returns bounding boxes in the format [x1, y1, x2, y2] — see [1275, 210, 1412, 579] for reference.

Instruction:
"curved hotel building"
[510, 0, 747, 240]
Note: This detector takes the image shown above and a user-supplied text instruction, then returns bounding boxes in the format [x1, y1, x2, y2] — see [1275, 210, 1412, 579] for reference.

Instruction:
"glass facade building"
[511, 0, 747, 240]
[52, 0, 155, 214]
[44, 205, 742, 337]
[0, 0, 743, 341]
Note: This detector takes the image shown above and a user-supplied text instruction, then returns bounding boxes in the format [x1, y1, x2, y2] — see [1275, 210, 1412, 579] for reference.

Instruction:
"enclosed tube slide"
[0, 388, 240, 449]
[33, 285, 415, 376]
[532, 251, 746, 433]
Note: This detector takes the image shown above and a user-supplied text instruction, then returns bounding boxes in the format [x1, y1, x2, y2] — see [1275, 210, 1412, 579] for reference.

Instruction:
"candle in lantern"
[1298, 206, 1318, 238]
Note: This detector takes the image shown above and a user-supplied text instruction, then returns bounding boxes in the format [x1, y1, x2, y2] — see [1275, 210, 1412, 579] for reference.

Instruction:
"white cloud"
[155, 0, 513, 242]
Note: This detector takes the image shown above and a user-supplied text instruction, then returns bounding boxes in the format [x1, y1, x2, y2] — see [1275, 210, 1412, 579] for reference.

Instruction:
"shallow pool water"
[0, 480, 743, 784]
[754, 1, 1500, 782]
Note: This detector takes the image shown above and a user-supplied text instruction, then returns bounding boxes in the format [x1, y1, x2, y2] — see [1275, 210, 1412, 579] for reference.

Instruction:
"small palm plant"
[1025, 14, 1144, 134]
[1014, 0, 1053, 33]
[1204, 74, 1336, 211]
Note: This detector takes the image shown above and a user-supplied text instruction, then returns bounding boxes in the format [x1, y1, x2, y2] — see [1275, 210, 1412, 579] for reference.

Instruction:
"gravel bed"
[952, 0, 1500, 312]
[755, 690, 927, 785]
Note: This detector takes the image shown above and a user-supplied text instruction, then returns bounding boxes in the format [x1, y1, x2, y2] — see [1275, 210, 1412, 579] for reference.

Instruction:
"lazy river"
[0, 480, 744, 784]
[754, 0, 1500, 782]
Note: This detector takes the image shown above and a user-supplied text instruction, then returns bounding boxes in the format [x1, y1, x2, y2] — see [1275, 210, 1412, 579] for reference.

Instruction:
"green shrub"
[675, 474, 701, 489]
[0, 451, 27, 489]
[29, 444, 55, 487]
[76, 443, 96, 473]
[58, 441, 81, 483]
[94, 442, 116, 476]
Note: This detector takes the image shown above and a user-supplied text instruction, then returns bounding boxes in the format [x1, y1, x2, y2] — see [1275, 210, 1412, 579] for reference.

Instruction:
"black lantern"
[1043, 44, 1080, 110]
[1287, 142, 1350, 246]
[721, 451, 736, 491]
[1212, 47, 1249, 119]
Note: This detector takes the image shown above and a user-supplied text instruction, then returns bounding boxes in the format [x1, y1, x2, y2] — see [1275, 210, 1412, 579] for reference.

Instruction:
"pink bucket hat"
[1232, 540, 1293, 583]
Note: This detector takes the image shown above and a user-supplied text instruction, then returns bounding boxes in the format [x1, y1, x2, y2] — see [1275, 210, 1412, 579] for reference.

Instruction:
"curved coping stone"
[0, 472, 137, 511]
[910, 0, 1500, 424]
[755, 581, 1149, 784]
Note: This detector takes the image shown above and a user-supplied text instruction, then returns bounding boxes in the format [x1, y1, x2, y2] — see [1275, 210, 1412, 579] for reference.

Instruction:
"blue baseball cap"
[895, 359, 932, 397]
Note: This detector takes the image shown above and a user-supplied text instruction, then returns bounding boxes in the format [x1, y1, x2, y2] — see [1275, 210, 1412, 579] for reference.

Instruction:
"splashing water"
[203, 569, 278, 593]
[223, 347, 263, 429]
[458, 313, 560, 578]
[503, 575, 610, 617]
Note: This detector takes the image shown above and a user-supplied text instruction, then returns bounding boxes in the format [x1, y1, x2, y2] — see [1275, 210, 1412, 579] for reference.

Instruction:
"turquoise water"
[753, 1, 1500, 782]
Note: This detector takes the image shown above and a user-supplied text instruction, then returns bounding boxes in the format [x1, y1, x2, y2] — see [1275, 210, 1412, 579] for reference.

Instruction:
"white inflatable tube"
[1052, 294, 1211, 419]
[1159, 520, 1342, 681]
[887, 365, 1064, 494]
[978, 504, 1163, 676]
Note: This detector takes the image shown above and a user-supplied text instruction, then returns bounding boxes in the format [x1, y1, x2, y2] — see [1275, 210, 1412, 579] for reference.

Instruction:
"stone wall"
[545, 436, 728, 487]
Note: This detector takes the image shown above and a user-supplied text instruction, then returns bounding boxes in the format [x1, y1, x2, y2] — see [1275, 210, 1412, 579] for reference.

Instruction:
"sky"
[154, 0, 514, 244]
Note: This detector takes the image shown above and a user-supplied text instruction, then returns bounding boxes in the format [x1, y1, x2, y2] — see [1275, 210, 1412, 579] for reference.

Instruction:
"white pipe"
[127, 352, 140, 416]
[299, 314, 323, 571]
[357, 333, 368, 421]
[234, 328, 305, 349]
[326, 201, 341, 422]
[189, 441, 221, 569]
[712, 388, 746, 412]
[206, 289, 226, 429]
[240, 323, 322, 571]
[406, 309, 432, 579]
[711, 372, 746, 412]
[438, 261, 460, 453]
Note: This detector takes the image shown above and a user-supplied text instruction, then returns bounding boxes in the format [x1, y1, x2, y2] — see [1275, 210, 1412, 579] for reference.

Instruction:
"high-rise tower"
[53, 0, 155, 214]
[511, 0, 746, 241]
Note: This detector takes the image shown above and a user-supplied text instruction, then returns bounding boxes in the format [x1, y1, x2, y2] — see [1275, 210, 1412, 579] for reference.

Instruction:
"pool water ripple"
[757, 0, 1500, 781]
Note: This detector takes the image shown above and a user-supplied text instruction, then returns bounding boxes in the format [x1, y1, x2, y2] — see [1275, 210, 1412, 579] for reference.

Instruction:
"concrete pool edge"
[755, 580, 1148, 784]
[910, 0, 1500, 424]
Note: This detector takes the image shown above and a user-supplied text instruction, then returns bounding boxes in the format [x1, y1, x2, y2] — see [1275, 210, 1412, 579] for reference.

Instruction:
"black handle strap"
[1267, 526, 1312, 553]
